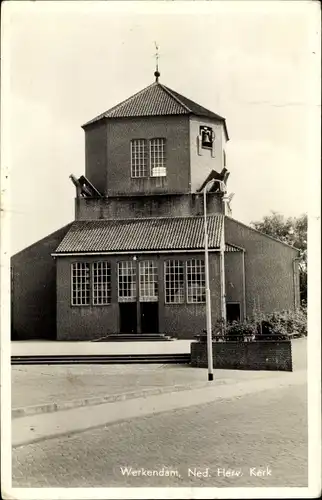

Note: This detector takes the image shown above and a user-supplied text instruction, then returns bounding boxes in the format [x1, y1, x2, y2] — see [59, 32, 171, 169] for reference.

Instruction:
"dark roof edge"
[225, 216, 301, 252]
[11, 222, 73, 259]
[160, 84, 191, 112]
[70, 214, 224, 224]
[81, 82, 156, 128]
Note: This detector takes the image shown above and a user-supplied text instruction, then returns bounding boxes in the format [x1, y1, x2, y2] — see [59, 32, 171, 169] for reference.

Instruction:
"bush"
[262, 309, 307, 338]
[202, 308, 307, 342]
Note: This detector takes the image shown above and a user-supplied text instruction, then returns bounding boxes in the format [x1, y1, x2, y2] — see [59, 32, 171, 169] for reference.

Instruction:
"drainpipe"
[241, 250, 247, 320]
[220, 217, 226, 327]
[203, 184, 214, 382]
[292, 257, 301, 309]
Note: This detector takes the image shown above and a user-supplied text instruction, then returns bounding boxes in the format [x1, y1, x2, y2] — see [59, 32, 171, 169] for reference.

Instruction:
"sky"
[2, 0, 320, 255]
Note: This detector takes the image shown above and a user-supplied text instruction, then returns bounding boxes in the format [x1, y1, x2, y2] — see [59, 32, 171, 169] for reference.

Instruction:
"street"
[12, 382, 307, 488]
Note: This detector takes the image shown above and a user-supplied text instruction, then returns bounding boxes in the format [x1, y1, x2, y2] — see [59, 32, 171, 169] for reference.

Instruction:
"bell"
[203, 130, 212, 144]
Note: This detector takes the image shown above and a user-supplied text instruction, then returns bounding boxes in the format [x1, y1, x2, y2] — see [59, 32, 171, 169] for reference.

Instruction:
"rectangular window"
[118, 261, 136, 302]
[139, 261, 158, 302]
[93, 262, 111, 305]
[131, 139, 147, 178]
[150, 138, 166, 177]
[71, 262, 90, 306]
[187, 259, 206, 303]
[165, 260, 184, 304]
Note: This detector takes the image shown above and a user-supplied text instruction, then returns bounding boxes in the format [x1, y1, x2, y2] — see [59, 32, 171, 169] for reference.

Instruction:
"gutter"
[241, 249, 247, 320]
[292, 257, 302, 309]
[52, 249, 223, 258]
[220, 219, 227, 324]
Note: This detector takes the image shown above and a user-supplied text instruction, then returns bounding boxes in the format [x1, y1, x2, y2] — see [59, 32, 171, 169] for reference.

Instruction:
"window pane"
[150, 138, 166, 177]
[93, 262, 111, 305]
[165, 260, 184, 304]
[131, 140, 147, 177]
[139, 261, 158, 301]
[71, 262, 90, 306]
[187, 259, 205, 303]
[118, 261, 136, 302]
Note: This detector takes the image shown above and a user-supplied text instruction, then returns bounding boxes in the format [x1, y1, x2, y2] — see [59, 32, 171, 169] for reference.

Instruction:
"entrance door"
[141, 302, 159, 333]
[119, 303, 137, 333]
[226, 303, 241, 323]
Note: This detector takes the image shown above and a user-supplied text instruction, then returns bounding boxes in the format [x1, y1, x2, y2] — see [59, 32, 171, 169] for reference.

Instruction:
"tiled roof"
[82, 82, 229, 139]
[225, 243, 243, 252]
[54, 216, 224, 254]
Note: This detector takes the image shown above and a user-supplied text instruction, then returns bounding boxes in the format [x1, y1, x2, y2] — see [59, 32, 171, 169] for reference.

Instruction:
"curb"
[12, 371, 306, 448]
[12, 380, 217, 419]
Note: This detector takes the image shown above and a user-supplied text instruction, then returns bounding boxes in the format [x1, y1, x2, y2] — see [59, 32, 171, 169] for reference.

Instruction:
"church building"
[11, 70, 301, 341]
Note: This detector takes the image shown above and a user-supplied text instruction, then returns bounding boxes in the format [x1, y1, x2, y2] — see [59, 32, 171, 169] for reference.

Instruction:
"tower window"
[186, 259, 206, 303]
[131, 139, 147, 178]
[164, 260, 184, 304]
[150, 138, 166, 177]
[223, 150, 227, 167]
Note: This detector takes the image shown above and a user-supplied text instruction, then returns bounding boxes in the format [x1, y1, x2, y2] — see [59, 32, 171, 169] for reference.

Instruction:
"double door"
[119, 302, 159, 334]
[118, 260, 159, 334]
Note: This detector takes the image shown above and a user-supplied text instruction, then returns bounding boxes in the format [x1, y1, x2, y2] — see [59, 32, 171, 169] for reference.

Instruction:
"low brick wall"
[191, 340, 292, 371]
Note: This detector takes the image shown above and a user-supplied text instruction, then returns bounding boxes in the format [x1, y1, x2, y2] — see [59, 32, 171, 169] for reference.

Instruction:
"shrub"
[205, 308, 307, 342]
[261, 309, 307, 338]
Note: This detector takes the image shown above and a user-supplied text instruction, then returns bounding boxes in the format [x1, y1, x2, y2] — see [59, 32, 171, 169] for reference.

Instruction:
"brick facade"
[10, 79, 301, 341]
[191, 340, 293, 371]
[56, 252, 222, 341]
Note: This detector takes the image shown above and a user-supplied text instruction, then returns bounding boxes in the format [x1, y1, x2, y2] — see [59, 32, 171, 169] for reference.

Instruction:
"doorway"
[140, 302, 159, 333]
[226, 302, 241, 323]
[119, 303, 137, 333]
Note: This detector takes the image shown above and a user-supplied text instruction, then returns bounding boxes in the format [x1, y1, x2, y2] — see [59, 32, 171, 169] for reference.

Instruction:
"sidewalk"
[12, 369, 306, 448]
[12, 363, 297, 417]
[11, 339, 192, 356]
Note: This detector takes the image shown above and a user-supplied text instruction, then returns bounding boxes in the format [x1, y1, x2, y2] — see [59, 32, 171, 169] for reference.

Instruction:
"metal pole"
[204, 186, 214, 381]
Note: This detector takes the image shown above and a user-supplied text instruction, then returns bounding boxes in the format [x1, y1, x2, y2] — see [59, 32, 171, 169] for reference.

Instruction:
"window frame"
[149, 138, 167, 178]
[117, 261, 137, 303]
[71, 262, 91, 307]
[130, 139, 148, 178]
[139, 260, 159, 302]
[186, 259, 206, 304]
[92, 261, 112, 306]
[70, 261, 112, 307]
[164, 259, 185, 304]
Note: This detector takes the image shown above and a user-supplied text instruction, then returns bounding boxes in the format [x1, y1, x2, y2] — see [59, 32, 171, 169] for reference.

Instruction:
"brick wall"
[189, 117, 225, 192]
[11, 224, 72, 340]
[75, 192, 223, 220]
[225, 217, 300, 314]
[191, 340, 293, 371]
[106, 116, 190, 196]
[56, 252, 221, 340]
[84, 121, 108, 195]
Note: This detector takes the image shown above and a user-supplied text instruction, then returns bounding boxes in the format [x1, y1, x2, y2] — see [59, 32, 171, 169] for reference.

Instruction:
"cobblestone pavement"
[12, 383, 307, 488]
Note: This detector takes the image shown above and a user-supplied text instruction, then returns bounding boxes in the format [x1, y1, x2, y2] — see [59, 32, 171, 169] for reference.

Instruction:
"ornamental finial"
[154, 42, 160, 82]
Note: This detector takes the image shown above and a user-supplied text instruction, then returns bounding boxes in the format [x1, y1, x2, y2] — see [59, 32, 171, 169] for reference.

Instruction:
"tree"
[250, 211, 307, 305]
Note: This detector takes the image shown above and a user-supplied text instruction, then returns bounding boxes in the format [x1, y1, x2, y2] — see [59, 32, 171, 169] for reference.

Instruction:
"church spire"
[154, 42, 160, 82]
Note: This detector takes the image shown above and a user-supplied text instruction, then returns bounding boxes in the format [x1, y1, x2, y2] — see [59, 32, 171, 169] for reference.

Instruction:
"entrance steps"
[93, 333, 175, 342]
[11, 353, 191, 365]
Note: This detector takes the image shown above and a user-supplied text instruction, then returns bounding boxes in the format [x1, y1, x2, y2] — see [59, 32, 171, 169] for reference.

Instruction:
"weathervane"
[154, 42, 160, 82]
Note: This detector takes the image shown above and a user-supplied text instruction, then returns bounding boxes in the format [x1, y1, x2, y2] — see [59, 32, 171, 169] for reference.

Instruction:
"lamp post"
[203, 182, 214, 381]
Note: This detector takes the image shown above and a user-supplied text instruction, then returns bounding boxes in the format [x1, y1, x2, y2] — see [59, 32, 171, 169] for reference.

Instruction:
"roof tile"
[82, 82, 229, 139]
[54, 216, 224, 254]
